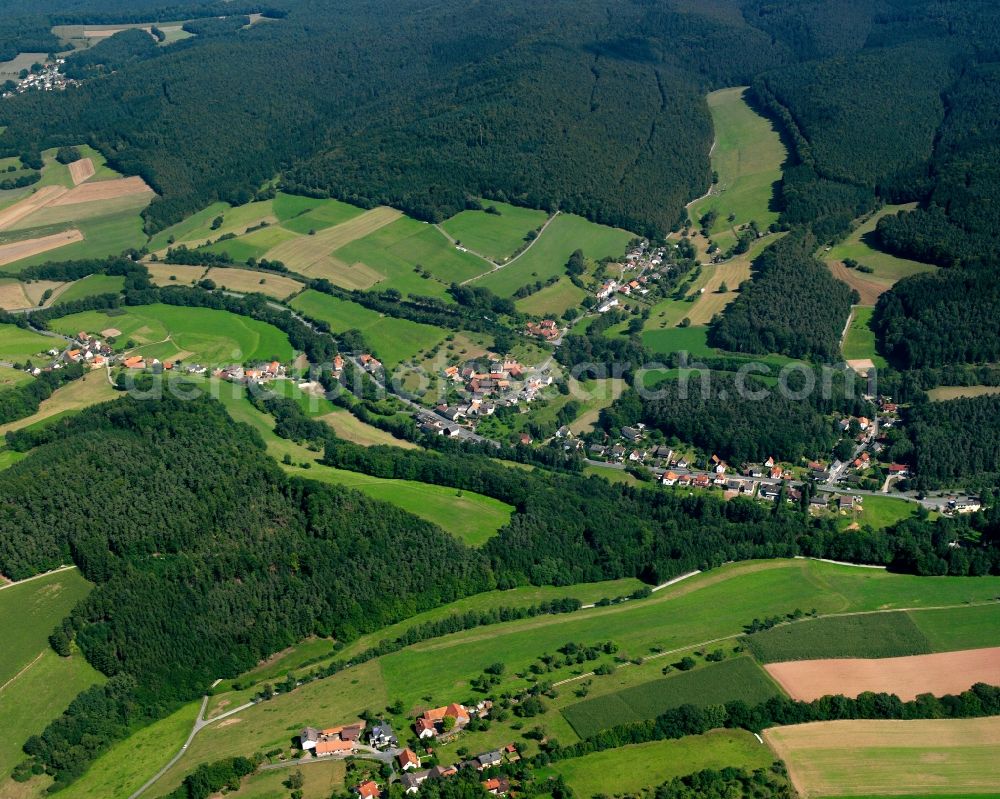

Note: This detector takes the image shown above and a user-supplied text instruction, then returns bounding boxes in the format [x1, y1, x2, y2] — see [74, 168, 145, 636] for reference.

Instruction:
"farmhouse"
[398, 748, 421, 771]
[356, 780, 380, 799]
[482, 778, 511, 796]
[401, 771, 430, 794]
[415, 703, 470, 738]
[300, 721, 365, 755]
[368, 721, 398, 749]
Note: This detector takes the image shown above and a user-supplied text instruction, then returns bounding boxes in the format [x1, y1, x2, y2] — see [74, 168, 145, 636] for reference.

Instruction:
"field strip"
[0, 229, 84, 266]
[0, 280, 32, 310]
[267, 206, 402, 272]
[69, 157, 96, 185]
[0, 649, 44, 694]
[765, 646, 1000, 701]
[0, 185, 68, 230]
[462, 211, 560, 284]
[50, 176, 154, 206]
[433, 223, 496, 267]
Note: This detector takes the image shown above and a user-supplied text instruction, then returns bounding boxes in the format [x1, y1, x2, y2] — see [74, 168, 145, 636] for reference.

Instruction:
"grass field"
[514, 277, 587, 317]
[0, 324, 53, 362]
[473, 214, 633, 297]
[843, 494, 921, 530]
[640, 325, 715, 358]
[286, 465, 513, 547]
[51, 304, 294, 364]
[54, 273, 124, 305]
[202, 224, 299, 263]
[910, 603, 1000, 653]
[331, 215, 486, 293]
[743, 612, 933, 663]
[289, 290, 446, 367]
[0, 369, 118, 437]
[765, 717, 1000, 798]
[562, 657, 781, 738]
[149, 199, 277, 253]
[224, 759, 347, 799]
[0, 365, 32, 388]
[689, 87, 786, 250]
[319, 408, 415, 447]
[275, 195, 363, 235]
[440, 201, 549, 263]
[841, 306, 886, 367]
[544, 729, 775, 797]
[0, 569, 101, 779]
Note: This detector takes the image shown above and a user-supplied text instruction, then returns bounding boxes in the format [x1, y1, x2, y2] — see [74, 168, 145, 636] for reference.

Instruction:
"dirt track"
[68, 158, 96, 185]
[0, 186, 68, 231]
[765, 646, 1000, 701]
[0, 229, 83, 266]
[50, 176, 153, 206]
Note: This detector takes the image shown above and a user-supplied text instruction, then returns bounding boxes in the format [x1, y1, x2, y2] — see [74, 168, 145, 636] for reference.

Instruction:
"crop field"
[50, 304, 294, 364]
[927, 385, 1000, 402]
[0, 53, 47, 82]
[514, 277, 587, 317]
[440, 200, 549, 262]
[765, 645, 1000, 702]
[0, 369, 118, 438]
[146, 263, 207, 286]
[0, 323, 55, 362]
[640, 324, 715, 358]
[911, 603, 1000, 652]
[765, 717, 1000, 798]
[744, 611, 934, 663]
[689, 87, 786, 250]
[202, 267, 303, 300]
[223, 758, 347, 799]
[543, 729, 775, 797]
[290, 290, 446, 367]
[0, 279, 36, 310]
[473, 213, 633, 296]
[266, 206, 401, 275]
[331, 215, 486, 293]
[54, 273, 125, 305]
[0, 568, 102, 779]
[0, 229, 83, 268]
[276, 195, 364, 235]
[286, 464, 513, 546]
[562, 657, 781, 738]
[202, 224, 299, 263]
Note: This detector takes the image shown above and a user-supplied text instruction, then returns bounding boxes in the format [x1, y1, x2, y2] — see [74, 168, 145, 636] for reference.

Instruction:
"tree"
[55, 146, 81, 165]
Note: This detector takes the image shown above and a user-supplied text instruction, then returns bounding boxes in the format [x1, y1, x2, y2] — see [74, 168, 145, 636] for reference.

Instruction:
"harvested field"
[265, 206, 401, 274]
[24, 280, 67, 307]
[764, 646, 1000, 702]
[146, 264, 207, 286]
[764, 717, 1000, 798]
[308, 256, 385, 288]
[828, 260, 887, 306]
[68, 158, 95, 185]
[203, 267, 303, 300]
[0, 229, 83, 266]
[0, 281, 31, 310]
[927, 385, 1000, 402]
[50, 176, 153, 206]
[0, 186, 68, 231]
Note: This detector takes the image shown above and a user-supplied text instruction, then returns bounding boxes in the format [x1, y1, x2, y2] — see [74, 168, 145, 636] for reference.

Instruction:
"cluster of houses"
[397, 744, 514, 795]
[62, 331, 114, 370]
[2, 60, 77, 97]
[299, 721, 379, 757]
[214, 360, 286, 384]
[592, 240, 673, 312]
[436, 358, 552, 425]
[524, 319, 560, 341]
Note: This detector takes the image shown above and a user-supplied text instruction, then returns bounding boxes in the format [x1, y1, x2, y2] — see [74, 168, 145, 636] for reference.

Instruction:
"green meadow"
[842, 306, 886, 366]
[50, 304, 294, 364]
[290, 290, 446, 367]
[473, 213, 633, 297]
[689, 87, 786, 250]
[275, 195, 364, 235]
[440, 200, 549, 262]
[0, 323, 54, 362]
[54, 273, 125, 305]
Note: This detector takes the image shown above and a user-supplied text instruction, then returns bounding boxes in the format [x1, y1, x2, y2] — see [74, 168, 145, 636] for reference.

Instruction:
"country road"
[460, 211, 561, 285]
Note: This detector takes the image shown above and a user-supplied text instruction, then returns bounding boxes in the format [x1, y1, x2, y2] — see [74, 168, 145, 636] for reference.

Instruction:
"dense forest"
[61, 27, 159, 79]
[708, 232, 857, 361]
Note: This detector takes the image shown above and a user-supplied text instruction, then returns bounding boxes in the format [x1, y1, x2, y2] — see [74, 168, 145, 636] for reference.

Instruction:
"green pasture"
[55, 273, 125, 304]
[825, 204, 938, 285]
[473, 214, 633, 296]
[440, 200, 549, 262]
[515, 277, 587, 317]
[0, 323, 54, 362]
[276, 196, 364, 235]
[842, 306, 886, 366]
[50, 304, 294, 363]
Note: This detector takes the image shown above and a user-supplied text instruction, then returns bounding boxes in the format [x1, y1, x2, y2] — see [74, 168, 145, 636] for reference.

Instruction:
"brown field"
[0, 186, 68, 231]
[0, 230, 84, 267]
[0, 281, 31, 310]
[828, 261, 886, 306]
[49, 176, 153, 206]
[765, 646, 1000, 702]
[0, 279, 69, 310]
[685, 255, 752, 325]
[765, 717, 1000, 798]
[204, 267, 304, 300]
[68, 158, 95, 185]
[927, 385, 1000, 402]
[265, 206, 401, 274]
[320, 409, 418, 448]
[305, 256, 385, 288]
[24, 280, 68, 307]
[146, 264, 207, 286]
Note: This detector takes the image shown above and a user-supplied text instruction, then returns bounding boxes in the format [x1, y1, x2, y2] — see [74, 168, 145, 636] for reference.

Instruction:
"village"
[296, 701, 516, 798]
[1, 58, 77, 97]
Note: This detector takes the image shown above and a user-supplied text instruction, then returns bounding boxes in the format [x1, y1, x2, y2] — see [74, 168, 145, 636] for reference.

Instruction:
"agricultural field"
[561, 657, 781, 738]
[0, 323, 55, 362]
[0, 53, 47, 83]
[765, 717, 1000, 798]
[640, 324, 715, 359]
[911, 603, 1000, 652]
[689, 87, 786, 251]
[472, 213, 633, 297]
[54, 273, 125, 305]
[146, 263, 207, 286]
[765, 645, 1000, 702]
[289, 290, 446, 367]
[330, 214, 486, 293]
[841, 306, 886, 367]
[0, 365, 33, 388]
[0, 278, 67, 310]
[0, 369, 118, 437]
[514, 277, 587, 317]
[202, 267, 303, 300]
[439, 200, 549, 263]
[275, 195, 364, 235]
[566, 377, 625, 434]
[543, 729, 776, 798]
[743, 611, 934, 663]
[202, 224, 299, 263]
[223, 758, 347, 799]
[927, 385, 1000, 402]
[285, 465, 513, 547]
[0, 568, 102, 780]
[50, 304, 294, 365]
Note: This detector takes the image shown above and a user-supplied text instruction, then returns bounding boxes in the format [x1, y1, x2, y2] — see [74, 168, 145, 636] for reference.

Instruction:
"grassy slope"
[0, 369, 118, 438]
[473, 214, 633, 296]
[440, 201, 549, 262]
[54, 273, 125, 305]
[49, 304, 294, 364]
[689, 87, 786, 249]
[910, 603, 1000, 652]
[842, 306, 886, 366]
[0, 324, 53, 362]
